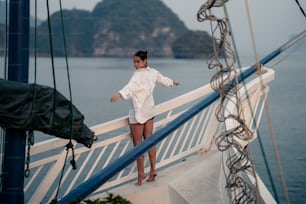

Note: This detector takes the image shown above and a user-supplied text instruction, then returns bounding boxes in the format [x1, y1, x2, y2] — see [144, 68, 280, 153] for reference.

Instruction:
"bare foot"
[135, 174, 147, 186]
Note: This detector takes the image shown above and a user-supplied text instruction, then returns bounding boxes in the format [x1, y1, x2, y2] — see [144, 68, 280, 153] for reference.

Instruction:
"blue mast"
[0, 0, 30, 203]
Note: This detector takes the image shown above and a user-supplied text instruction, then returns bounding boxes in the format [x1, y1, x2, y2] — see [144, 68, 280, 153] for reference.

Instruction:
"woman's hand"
[110, 93, 122, 102]
[173, 80, 180, 86]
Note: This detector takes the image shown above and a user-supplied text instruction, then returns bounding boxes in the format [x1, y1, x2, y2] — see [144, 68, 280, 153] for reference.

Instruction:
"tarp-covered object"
[0, 79, 94, 148]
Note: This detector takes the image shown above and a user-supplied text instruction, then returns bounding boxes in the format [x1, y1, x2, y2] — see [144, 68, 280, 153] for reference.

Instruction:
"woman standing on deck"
[110, 50, 179, 186]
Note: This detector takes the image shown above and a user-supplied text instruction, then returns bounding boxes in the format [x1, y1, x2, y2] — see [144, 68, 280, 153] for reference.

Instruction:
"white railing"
[24, 67, 275, 203]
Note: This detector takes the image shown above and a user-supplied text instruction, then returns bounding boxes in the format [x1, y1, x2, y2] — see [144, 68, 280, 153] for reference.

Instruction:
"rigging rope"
[269, 38, 306, 67]
[244, 0, 260, 72]
[24, 0, 38, 178]
[244, 1, 290, 203]
[50, 0, 77, 201]
[264, 102, 290, 204]
[222, 2, 242, 68]
[58, 0, 76, 147]
[46, 0, 57, 91]
[295, 0, 306, 18]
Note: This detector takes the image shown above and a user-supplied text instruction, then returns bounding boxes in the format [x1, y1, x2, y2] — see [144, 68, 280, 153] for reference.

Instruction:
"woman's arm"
[153, 68, 179, 87]
[110, 92, 122, 102]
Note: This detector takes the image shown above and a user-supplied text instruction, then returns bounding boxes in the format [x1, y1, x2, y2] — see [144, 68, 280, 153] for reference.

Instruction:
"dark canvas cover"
[0, 79, 94, 148]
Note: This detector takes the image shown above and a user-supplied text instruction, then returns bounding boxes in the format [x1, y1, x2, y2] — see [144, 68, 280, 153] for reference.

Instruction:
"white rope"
[244, 0, 290, 203]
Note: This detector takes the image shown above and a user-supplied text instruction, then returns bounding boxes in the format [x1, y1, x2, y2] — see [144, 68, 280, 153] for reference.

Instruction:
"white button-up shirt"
[119, 67, 174, 124]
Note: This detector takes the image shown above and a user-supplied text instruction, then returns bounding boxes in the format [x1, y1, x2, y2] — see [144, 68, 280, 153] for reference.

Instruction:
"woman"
[110, 50, 179, 186]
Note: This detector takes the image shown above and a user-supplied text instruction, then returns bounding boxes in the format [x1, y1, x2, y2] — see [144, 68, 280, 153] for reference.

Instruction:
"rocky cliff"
[1, 0, 214, 58]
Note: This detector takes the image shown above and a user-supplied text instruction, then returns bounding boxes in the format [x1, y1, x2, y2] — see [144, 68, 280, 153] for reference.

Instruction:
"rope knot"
[66, 141, 73, 150]
[65, 141, 77, 170]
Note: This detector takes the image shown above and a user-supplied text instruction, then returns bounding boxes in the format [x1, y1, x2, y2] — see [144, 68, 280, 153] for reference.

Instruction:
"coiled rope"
[197, 1, 279, 203]
[198, 0, 295, 203]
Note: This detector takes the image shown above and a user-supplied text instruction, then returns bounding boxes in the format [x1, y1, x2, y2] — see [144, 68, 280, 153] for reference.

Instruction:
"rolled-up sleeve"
[155, 70, 174, 87]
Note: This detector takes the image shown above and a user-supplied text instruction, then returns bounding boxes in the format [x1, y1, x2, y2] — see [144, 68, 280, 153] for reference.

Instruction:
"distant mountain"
[1, 0, 214, 58]
[91, 0, 190, 57]
[172, 30, 214, 58]
[33, 9, 94, 57]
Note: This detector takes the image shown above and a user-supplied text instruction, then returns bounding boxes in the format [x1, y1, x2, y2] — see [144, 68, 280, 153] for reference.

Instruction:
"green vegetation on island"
[0, 0, 214, 58]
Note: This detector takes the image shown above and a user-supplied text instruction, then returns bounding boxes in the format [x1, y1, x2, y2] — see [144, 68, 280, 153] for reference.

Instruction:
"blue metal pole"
[0, 0, 30, 203]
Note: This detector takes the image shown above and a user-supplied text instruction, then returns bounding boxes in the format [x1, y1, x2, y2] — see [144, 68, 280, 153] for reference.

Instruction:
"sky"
[33, 0, 306, 56]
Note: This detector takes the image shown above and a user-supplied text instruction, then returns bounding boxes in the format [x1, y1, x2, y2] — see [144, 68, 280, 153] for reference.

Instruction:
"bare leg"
[130, 123, 146, 186]
[143, 119, 157, 182]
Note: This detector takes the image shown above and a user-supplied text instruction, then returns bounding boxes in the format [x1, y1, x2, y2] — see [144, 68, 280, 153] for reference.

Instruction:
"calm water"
[251, 53, 306, 204]
[1, 51, 305, 203]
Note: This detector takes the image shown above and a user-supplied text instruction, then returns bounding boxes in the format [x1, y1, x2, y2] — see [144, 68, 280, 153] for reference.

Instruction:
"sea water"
[251, 53, 306, 204]
[1, 52, 305, 203]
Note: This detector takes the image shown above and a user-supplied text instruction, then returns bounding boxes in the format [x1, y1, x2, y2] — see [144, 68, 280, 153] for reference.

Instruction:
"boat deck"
[92, 147, 228, 204]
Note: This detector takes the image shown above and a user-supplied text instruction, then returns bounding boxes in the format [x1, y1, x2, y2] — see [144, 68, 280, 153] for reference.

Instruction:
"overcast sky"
[33, 0, 306, 56]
